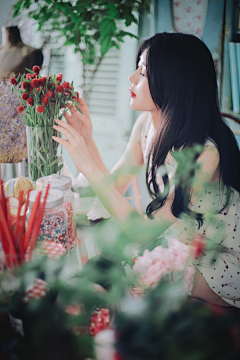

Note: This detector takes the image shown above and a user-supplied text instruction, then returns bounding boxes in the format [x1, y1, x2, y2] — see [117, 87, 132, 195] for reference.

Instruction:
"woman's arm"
[53, 118, 177, 243]
[64, 97, 147, 195]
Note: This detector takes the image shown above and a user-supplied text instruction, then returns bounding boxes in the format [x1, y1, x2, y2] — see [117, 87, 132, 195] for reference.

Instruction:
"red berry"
[38, 78, 45, 87]
[27, 97, 34, 106]
[10, 77, 17, 85]
[22, 81, 28, 90]
[56, 85, 64, 93]
[17, 106, 24, 114]
[30, 79, 39, 88]
[42, 97, 48, 105]
[56, 73, 62, 82]
[63, 82, 70, 89]
[36, 105, 45, 113]
[33, 65, 40, 74]
[21, 92, 29, 100]
[45, 91, 52, 99]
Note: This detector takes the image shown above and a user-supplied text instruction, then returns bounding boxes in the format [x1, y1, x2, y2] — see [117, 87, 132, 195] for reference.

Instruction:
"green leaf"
[75, 105, 84, 114]
[100, 36, 112, 57]
[25, 68, 35, 74]
[100, 18, 116, 38]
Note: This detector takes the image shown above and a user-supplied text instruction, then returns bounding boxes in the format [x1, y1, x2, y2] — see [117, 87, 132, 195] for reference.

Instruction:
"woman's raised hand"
[52, 119, 95, 176]
[63, 95, 93, 146]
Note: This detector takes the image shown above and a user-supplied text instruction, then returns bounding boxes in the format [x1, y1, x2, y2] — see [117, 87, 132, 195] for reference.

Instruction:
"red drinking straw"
[18, 189, 31, 262]
[29, 183, 50, 252]
[0, 180, 6, 217]
[14, 189, 24, 246]
[23, 190, 41, 254]
[0, 202, 18, 268]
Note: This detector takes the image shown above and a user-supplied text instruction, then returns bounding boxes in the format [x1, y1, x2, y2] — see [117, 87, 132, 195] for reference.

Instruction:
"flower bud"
[27, 97, 34, 106]
[10, 77, 17, 85]
[56, 85, 64, 93]
[17, 106, 25, 114]
[21, 92, 29, 100]
[36, 105, 45, 113]
[22, 81, 28, 90]
[33, 65, 40, 74]
[30, 79, 39, 88]
[42, 97, 48, 106]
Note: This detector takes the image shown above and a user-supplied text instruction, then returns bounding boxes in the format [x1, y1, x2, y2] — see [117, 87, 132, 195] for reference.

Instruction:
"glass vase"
[26, 126, 63, 182]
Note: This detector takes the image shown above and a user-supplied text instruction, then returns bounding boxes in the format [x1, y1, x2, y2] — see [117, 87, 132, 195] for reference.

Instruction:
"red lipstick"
[130, 90, 136, 98]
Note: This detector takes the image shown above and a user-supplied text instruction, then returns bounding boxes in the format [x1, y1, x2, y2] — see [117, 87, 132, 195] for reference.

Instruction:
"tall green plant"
[13, 0, 151, 101]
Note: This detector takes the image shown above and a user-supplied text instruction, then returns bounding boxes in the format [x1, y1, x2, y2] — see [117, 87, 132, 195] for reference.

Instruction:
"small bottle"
[27, 188, 69, 250]
[36, 175, 77, 250]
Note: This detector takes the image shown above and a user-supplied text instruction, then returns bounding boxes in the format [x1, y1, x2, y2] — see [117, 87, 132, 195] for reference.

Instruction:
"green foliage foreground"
[0, 217, 239, 360]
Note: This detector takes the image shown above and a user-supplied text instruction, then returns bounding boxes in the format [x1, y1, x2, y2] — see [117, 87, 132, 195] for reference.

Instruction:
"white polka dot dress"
[141, 116, 240, 308]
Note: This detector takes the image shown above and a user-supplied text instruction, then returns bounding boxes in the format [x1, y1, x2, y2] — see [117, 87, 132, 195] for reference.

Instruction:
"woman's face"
[128, 50, 158, 112]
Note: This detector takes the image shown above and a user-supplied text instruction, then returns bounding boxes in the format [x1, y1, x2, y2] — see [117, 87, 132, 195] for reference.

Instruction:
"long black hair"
[136, 32, 240, 226]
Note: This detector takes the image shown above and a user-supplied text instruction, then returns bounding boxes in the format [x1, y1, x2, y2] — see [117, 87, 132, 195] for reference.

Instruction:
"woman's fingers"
[54, 119, 80, 140]
[53, 124, 77, 146]
[52, 135, 71, 152]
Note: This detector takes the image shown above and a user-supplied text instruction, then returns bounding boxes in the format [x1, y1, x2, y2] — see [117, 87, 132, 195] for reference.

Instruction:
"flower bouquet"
[11, 66, 82, 181]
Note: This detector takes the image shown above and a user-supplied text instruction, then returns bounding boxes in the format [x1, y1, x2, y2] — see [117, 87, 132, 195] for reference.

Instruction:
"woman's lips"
[130, 90, 136, 98]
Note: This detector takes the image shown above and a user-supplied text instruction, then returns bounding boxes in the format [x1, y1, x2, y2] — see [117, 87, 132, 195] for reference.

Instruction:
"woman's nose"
[128, 69, 138, 84]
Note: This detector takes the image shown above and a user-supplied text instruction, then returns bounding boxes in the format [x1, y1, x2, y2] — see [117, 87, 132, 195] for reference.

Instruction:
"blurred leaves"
[13, 0, 151, 99]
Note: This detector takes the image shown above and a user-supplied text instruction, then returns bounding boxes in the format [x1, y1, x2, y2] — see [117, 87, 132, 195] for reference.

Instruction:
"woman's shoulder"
[198, 139, 220, 173]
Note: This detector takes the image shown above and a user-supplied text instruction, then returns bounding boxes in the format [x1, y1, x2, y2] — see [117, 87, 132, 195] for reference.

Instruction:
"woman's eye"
[140, 73, 147, 77]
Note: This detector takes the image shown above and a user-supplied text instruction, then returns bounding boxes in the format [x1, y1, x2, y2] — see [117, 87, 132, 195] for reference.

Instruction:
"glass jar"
[27, 188, 69, 250]
[36, 175, 77, 250]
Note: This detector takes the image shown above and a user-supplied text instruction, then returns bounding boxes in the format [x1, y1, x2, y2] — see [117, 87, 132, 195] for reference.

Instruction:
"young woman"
[53, 33, 240, 309]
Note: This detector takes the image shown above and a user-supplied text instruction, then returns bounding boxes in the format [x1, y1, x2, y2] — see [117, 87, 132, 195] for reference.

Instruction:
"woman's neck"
[150, 109, 162, 131]
[1, 26, 22, 46]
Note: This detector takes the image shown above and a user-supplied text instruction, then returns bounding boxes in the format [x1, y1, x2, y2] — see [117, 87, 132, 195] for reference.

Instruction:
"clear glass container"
[36, 175, 77, 250]
[26, 126, 63, 182]
[27, 188, 69, 250]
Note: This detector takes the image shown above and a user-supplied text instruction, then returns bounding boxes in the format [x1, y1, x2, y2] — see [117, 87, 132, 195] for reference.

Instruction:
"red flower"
[33, 65, 40, 74]
[51, 99, 56, 105]
[56, 85, 64, 93]
[29, 85, 33, 92]
[45, 91, 52, 99]
[89, 307, 110, 337]
[17, 106, 24, 114]
[52, 82, 56, 87]
[36, 88, 40, 93]
[30, 79, 39, 88]
[75, 91, 79, 98]
[69, 86, 72, 90]
[21, 92, 29, 100]
[26, 73, 32, 80]
[38, 78, 45, 87]
[30, 74, 36, 79]
[65, 90, 71, 97]
[191, 235, 206, 259]
[63, 81, 70, 89]
[10, 77, 17, 85]
[36, 105, 45, 113]
[53, 90, 56, 97]
[22, 81, 28, 90]
[60, 105, 66, 108]
[72, 96, 77, 102]
[56, 73, 62, 82]
[42, 76, 47, 83]
[27, 97, 34, 106]
[42, 97, 48, 105]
